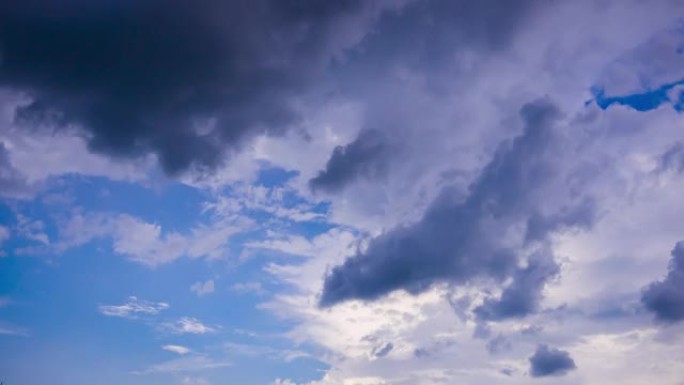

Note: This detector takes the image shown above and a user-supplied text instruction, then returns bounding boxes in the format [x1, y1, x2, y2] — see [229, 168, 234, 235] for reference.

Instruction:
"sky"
[1, 1, 684, 384]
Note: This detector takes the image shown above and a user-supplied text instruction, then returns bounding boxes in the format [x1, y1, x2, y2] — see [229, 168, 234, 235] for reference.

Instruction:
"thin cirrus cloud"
[98, 296, 169, 319]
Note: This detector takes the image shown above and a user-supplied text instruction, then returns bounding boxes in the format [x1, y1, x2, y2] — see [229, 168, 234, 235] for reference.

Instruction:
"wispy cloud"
[0, 322, 29, 337]
[162, 344, 192, 355]
[138, 355, 231, 374]
[161, 317, 217, 335]
[98, 296, 169, 319]
[190, 279, 215, 297]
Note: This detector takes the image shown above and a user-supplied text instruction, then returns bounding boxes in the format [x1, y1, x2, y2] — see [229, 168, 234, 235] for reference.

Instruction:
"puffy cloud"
[528, 344, 577, 378]
[641, 241, 684, 322]
[98, 296, 169, 319]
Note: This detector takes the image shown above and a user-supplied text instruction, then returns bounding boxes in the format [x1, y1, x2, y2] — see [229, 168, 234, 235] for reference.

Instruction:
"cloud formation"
[641, 241, 684, 322]
[310, 129, 390, 193]
[0, 0, 395, 175]
[528, 344, 577, 378]
[319, 100, 593, 311]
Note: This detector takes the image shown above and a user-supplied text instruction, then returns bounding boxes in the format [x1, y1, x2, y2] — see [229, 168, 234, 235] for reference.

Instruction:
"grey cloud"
[310, 129, 389, 193]
[475, 252, 560, 321]
[641, 241, 684, 323]
[319, 100, 594, 310]
[529, 344, 576, 378]
[486, 334, 511, 355]
[0, 142, 31, 197]
[659, 142, 684, 173]
[372, 342, 394, 358]
[0, 0, 388, 175]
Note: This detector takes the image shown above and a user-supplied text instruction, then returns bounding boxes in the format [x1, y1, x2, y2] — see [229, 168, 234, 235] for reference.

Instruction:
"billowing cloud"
[0, 0, 400, 175]
[319, 100, 593, 311]
[641, 241, 684, 322]
[528, 344, 577, 378]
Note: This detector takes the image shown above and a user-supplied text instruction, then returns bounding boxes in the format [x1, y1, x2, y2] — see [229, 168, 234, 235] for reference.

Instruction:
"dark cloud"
[528, 344, 576, 378]
[0, 0, 385, 175]
[475, 252, 560, 321]
[310, 128, 389, 193]
[372, 342, 394, 358]
[319, 99, 594, 309]
[641, 241, 684, 322]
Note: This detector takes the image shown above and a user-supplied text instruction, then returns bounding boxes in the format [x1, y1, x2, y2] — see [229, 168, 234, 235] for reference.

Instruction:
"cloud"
[190, 280, 215, 297]
[528, 344, 577, 378]
[641, 241, 684, 322]
[98, 296, 169, 319]
[161, 317, 217, 335]
[56, 211, 243, 267]
[0, 0, 405, 176]
[163, 345, 192, 355]
[319, 100, 593, 310]
[140, 355, 230, 374]
[310, 129, 390, 193]
[0, 141, 31, 197]
[0, 225, 9, 246]
[371, 342, 393, 358]
[0, 322, 29, 336]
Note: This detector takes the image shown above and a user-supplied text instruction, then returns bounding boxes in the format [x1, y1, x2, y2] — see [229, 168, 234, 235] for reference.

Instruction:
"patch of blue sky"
[591, 78, 684, 112]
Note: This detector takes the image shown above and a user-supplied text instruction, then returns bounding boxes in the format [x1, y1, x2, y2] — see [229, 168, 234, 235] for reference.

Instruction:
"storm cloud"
[319, 100, 594, 309]
[310, 129, 390, 193]
[0, 0, 389, 175]
[529, 344, 576, 378]
[641, 241, 684, 322]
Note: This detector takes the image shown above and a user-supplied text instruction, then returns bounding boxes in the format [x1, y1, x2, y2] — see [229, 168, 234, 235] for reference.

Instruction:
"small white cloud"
[272, 379, 297, 385]
[230, 282, 265, 295]
[0, 322, 29, 337]
[190, 279, 215, 297]
[162, 344, 192, 355]
[162, 317, 217, 335]
[98, 296, 169, 319]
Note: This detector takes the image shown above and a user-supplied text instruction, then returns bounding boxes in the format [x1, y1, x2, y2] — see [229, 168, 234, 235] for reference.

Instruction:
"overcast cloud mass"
[1, 1, 684, 385]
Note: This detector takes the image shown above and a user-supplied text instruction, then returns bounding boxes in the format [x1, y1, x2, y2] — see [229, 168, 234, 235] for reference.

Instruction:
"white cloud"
[163, 345, 192, 355]
[230, 282, 265, 295]
[161, 317, 217, 335]
[0, 322, 29, 337]
[139, 355, 231, 374]
[55, 211, 246, 267]
[190, 280, 215, 297]
[98, 296, 169, 319]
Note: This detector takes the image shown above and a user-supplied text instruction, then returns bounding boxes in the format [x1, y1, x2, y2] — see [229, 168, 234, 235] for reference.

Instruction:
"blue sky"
[2, 1, 684, 385]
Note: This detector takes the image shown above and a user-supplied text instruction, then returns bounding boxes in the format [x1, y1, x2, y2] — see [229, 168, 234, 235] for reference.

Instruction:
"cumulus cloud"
[528, 344, 577, 378]
[319, 100, 593, 312]
[641, 241, 684, 322]
[98, 296, 169, 319]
